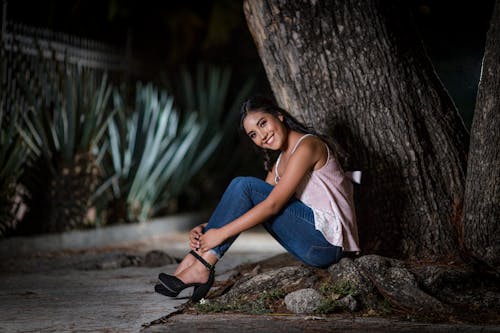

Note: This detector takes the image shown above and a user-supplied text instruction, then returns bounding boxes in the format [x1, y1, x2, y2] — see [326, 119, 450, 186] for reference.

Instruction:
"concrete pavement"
[0, 228, 285, 333]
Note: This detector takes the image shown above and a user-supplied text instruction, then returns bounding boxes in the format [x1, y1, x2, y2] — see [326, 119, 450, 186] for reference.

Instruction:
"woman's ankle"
[201, 251, 219, 267]
[176, 261, 209, 284]
[174, 252, 198, 275]
[176, 252, 218, 284]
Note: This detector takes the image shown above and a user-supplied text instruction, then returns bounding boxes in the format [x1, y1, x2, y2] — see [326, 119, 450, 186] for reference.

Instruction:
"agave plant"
[96, 65, 254, 223]
[0, 107, 29, 236]
[171, 65, 232, 184]
[0, 45, 32, 236]
[19, 65, 114, 232]
[96, 83, 205, 222]
[168, 64, 254, 201]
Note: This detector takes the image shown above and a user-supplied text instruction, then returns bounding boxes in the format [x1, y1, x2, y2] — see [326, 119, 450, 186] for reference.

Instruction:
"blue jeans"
[204, 176, 342, 268]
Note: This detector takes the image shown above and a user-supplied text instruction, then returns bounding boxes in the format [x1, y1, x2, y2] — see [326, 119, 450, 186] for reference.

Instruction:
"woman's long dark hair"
[240, 95, 346, 172]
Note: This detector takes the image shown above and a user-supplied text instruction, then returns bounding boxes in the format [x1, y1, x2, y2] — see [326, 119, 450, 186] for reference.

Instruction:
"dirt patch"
[142, 313, 500, 333]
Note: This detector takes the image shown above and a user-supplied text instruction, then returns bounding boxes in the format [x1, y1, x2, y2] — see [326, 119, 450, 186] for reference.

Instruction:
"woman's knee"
[228, 176, 261, 192]
[225, 177, 272, 205]
[228, 176, 245, 188]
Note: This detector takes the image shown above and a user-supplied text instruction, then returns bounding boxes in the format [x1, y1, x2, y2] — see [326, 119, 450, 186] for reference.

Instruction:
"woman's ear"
[278, 114, 284, 122]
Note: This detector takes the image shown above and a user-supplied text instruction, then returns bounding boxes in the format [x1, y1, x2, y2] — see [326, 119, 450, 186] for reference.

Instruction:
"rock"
[217, 266, 314, 304]
[142, 250, 176, 267]
[355, 255, 450, 314]
[78, 253, 142, 270]
[329, 258, 373, 293]
[328, 257, 377, 308]
[336, 294, 358, 312]
[284, 288, 324, 314]
[99, 254, 142, 269]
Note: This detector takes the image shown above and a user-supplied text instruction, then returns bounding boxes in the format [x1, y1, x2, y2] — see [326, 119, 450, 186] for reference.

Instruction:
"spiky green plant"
[0, 107, 29, 236]
[19, 65, 114, 232]
[168, 65, 254, 201]
[0, 44, 32, 236]
[176, 65, 251, 167]
[96, 83, 205, 222]
[97, 65, 253, 223]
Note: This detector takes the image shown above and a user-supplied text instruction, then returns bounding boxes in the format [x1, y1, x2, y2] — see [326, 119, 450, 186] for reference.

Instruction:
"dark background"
[3, 0, 496, 127]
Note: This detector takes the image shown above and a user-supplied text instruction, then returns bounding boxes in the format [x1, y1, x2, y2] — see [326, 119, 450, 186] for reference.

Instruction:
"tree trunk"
[244, 0, 469, 259]
[463, 0, 500, 270]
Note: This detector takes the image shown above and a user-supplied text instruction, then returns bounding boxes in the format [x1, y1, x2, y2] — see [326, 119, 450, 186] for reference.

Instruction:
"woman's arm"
[199, 139, 324, 252]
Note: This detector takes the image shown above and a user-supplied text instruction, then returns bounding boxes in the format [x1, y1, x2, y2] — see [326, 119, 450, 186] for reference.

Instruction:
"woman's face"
[243, 111, 287, 150]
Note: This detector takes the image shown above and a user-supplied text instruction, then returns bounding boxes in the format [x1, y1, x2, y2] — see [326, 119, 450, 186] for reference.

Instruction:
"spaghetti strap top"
[275, 134, 313, 184]
[273, 134, 360, 252]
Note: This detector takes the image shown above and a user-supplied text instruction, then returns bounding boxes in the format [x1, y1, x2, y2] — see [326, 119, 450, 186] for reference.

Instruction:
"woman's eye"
[249, 133, 256, 139]
[259, 120, 267, 127]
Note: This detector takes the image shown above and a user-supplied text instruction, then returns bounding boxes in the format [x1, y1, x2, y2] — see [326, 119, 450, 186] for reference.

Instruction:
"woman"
[155, 95, 360, 302]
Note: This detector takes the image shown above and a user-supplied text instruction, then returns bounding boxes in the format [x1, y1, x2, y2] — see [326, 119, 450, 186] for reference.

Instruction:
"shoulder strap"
[275, 134, 314, 183]
[291, 134, 314, 154]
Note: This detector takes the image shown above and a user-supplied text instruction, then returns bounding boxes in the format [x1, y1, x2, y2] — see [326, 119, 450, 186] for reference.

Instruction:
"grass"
[319, 278, 359, 297]
[314, 278, 361, 314]
[314, 299, 344, 314]
[195, 288, 287, 315]
[195, 300, 232, 313]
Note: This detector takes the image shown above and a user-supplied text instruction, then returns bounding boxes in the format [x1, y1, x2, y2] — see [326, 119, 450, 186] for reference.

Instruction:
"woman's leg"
[174, 250, 218, 285]
[202, 176, 276, 258]
[262, 203, 343, 268]
[173, 252, 197, 275]
[172, 176, 269, 283]
[202, 175, 341, 266]
[175, 175, 341, 285]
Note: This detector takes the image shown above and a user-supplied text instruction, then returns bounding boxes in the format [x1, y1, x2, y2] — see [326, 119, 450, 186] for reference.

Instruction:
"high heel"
[191, 269, 215, 302]
[154, 283, 177, 297]
[157, 250, 215, 302]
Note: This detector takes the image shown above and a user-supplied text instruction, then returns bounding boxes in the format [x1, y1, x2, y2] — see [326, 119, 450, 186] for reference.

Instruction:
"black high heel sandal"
[157, 250, 215, 302]
[154, 283, 177, 297]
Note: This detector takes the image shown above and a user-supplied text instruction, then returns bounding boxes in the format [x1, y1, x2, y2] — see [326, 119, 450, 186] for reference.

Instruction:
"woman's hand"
[189, 223, 207, 251]
[199, 228, 225, 253]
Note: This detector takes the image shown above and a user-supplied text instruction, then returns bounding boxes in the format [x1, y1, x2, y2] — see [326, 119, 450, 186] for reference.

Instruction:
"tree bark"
[244, 0, 469, 259]
[463, 0, 500, 270]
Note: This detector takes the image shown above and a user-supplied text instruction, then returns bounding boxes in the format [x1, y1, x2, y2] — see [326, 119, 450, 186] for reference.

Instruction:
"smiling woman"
[155, 95, 361, 302]
[244, 112, 286, 149]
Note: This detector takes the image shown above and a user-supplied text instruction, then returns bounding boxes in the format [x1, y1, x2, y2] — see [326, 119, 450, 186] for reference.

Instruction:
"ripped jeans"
[204, 176, 342, 268]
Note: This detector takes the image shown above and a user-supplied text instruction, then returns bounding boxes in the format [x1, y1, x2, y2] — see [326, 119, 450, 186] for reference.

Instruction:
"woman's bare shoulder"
[298, 135, 327, 155]
[294, 135, 328, 170]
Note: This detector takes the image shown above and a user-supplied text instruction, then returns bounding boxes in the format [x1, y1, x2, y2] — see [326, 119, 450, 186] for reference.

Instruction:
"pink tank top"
[275, 134, 361, 252]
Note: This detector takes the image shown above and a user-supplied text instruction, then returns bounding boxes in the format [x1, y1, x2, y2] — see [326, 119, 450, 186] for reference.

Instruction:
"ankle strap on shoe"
[189, 250, 214, 271]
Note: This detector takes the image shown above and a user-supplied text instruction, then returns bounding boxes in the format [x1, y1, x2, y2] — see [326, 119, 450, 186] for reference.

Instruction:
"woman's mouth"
[265, 135, 274, 145]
